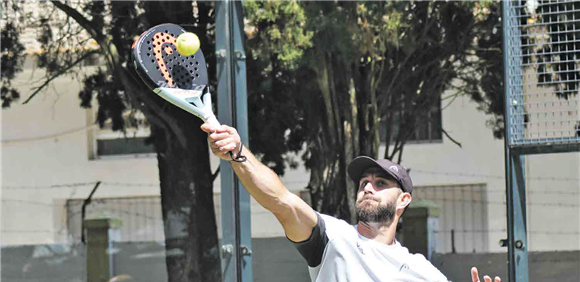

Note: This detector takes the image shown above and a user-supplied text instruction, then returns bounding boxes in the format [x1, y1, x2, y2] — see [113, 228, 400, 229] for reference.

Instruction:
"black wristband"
[229, 143, 247, 163]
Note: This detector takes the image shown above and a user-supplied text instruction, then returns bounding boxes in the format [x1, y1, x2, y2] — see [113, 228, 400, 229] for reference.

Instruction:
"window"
[88, 110, 155, 159]
[379, 95, 442, 144]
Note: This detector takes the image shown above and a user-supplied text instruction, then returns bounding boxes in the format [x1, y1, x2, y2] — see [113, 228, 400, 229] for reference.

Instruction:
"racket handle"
[206, 115, 221, 128]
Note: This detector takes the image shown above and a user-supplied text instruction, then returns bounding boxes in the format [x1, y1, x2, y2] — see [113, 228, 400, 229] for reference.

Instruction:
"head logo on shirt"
[356, 241, 365, 255]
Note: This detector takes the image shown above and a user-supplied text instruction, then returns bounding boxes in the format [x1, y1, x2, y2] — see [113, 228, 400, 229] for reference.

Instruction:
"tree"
[3, 1, 221, 281]
[1, 2, 26, 108]
[3, 1, 512, 278]
[243, 1, 505, 222]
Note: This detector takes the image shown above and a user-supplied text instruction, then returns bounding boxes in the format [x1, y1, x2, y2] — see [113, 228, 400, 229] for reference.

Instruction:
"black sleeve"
[289, 213, 329, 267]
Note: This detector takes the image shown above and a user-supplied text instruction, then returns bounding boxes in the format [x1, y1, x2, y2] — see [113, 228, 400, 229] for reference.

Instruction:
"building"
[3, 54, 578, 247]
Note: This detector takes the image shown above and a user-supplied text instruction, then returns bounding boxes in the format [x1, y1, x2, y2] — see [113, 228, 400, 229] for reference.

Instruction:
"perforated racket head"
[132, 23, 208, 92]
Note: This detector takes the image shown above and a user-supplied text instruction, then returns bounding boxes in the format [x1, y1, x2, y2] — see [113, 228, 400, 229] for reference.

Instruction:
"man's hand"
[200, 123, 242, 161]
[471, 267, 501, 282]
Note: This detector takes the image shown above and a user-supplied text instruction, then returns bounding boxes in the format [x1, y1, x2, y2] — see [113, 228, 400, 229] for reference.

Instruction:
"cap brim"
[347, 156, 392, 183]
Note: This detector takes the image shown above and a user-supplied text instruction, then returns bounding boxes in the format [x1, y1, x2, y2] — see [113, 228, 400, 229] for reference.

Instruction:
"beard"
[355, 195, 397, 224]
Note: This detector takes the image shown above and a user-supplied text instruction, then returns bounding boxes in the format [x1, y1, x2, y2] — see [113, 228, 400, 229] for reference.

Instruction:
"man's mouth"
[359, 197, 379, 204]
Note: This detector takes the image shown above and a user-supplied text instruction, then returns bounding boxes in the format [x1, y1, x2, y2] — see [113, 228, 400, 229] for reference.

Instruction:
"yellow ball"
[176, 32, 200, 57]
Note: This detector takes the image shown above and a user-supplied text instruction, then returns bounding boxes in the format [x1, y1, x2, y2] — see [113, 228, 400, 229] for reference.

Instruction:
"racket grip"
[206, 115, 221, 128]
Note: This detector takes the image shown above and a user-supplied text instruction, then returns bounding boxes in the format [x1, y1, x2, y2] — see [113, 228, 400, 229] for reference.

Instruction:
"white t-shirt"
[293, 213, 448, 282]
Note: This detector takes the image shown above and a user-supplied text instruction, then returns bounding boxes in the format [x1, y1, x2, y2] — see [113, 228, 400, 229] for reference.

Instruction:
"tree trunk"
[139, 3, 221, 281]
[342, 76, 358, 224]
[309, 49, 363, 223]
[118, 62, 222, 282]
[154, 111, 221, 282]
[310, 49, 345, 219]
[41, 1, 222, 281]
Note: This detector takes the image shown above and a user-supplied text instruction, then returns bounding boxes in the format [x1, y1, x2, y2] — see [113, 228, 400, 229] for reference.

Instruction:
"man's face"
[355, 167, 402, 224]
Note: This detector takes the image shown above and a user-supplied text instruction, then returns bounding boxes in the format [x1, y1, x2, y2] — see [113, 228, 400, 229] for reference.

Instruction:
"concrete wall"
[3, 241, 579, 282]
[432, 251, 580, 282]
[1, 238, 310, 282]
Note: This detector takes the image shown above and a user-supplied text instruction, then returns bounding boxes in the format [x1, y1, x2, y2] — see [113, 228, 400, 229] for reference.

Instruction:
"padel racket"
[132, 23, 245, 162]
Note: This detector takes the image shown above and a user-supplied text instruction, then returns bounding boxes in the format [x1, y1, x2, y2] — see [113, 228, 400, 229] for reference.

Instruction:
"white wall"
[1, 65, 160, 245]
[0, 63, 308, 246]
[395, 89, 579, 252]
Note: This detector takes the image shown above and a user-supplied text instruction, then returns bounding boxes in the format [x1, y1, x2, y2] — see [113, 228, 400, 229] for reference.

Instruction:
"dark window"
[379, 96, 442, 143]
[97, 137, 155, 156]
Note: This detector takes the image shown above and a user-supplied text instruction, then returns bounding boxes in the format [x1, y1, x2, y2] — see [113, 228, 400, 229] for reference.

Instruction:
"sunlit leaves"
[244, 0, 313, 69]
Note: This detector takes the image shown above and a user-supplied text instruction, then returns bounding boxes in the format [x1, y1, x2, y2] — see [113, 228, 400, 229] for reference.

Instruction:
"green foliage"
[458, 1, 504, 138]
[355, 1, 407, 55]
[244, 1, 313, 69]
[78, 69, 126, 131]
[1, 22, 25, 108]
[243, 1, 506, 218]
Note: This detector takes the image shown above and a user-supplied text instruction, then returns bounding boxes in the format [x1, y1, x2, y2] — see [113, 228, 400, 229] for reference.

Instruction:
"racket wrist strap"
[230, 143, 247, 163]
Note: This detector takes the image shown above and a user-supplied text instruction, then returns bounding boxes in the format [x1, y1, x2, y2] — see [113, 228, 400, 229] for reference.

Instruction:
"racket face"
[132, 23, 208, 91]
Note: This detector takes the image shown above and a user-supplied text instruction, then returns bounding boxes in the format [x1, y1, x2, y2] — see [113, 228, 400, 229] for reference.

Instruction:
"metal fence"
[504, 0, 580, 148]
[413, 184, 490, 254]
[502, 1, 580, 280]
[67, 196, 164, 243]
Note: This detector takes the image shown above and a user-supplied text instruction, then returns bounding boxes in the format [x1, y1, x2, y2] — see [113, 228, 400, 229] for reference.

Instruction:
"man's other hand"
[471, 267, 501, 282]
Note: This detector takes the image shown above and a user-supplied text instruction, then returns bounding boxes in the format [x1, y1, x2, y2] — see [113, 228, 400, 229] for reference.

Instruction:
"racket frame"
[132, 23, 219, 127]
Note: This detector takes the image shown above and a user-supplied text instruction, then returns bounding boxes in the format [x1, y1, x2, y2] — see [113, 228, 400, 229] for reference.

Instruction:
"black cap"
[347, 156, 413, 195]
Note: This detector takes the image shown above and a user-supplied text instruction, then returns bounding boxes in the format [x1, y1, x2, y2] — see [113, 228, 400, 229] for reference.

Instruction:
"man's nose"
[363, 182, 375, 194]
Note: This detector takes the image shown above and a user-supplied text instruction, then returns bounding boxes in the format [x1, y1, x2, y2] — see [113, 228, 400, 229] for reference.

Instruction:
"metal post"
[504, 151, 530, 282]
[216, 1, 252, 282]
[502, 1, 530, 281]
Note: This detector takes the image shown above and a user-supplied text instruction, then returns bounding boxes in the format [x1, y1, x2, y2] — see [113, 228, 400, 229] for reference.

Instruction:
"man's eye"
[359, 180, 368, 188]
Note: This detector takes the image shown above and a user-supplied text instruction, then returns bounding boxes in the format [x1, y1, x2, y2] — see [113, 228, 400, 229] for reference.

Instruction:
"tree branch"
[116, 68, 188, 149]
[383, 2, 438, 99]
[441, 128, 462, 148]
[22, 50, 99, 104]
[50, 0, 118, 68]
[50, 1, 101, 41]
[212, 167, 220, 182]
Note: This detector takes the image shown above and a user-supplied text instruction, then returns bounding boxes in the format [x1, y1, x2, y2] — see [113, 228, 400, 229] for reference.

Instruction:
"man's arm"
[201, 123, 317, 242]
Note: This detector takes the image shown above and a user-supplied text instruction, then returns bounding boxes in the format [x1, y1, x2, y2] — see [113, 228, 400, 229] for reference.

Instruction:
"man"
[201, 123, 501, 282]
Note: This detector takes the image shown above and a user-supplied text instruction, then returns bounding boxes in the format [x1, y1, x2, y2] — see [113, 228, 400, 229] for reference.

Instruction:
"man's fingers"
[470, 266, 501, 282]
[215, 137, 235, 148]
[471, 267, 479, 282]
[200, 122, 216, 133]
[219, 142, 237, 152]
[202, 122, 241, 160]
[209, 132, 231, 142]
[201, 123, 231, 134]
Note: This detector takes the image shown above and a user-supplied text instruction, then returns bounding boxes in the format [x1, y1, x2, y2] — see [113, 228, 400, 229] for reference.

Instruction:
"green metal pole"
[216, 1, 252, 281]
[502, 1, 530, 281]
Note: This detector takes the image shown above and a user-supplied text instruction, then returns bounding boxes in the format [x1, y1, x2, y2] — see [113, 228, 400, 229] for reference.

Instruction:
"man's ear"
[398, 193, 412, 210]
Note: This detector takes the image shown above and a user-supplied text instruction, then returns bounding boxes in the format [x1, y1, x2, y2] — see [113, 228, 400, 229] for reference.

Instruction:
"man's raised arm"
[201, 123, 317, 242]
